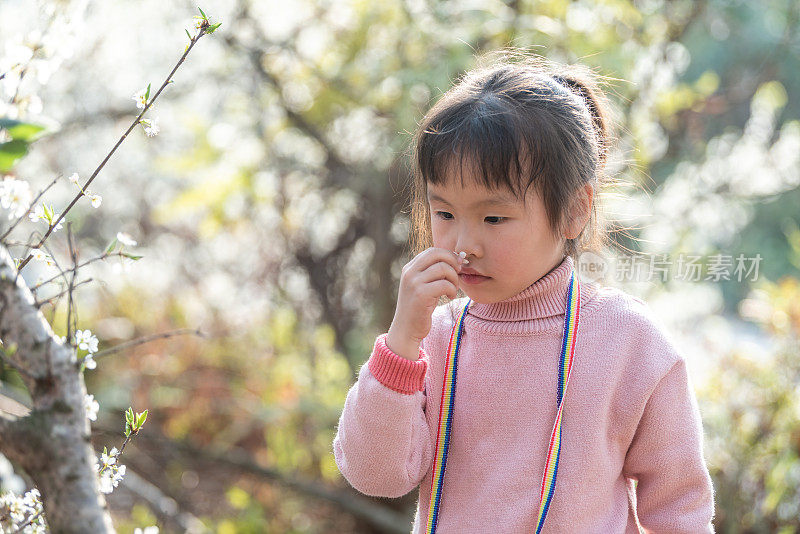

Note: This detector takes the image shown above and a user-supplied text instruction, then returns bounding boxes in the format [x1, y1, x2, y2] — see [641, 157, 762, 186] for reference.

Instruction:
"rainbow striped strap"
[426, 270, 581, 534]
[426, 297, 470, 533]
[534, 269, 580, 532]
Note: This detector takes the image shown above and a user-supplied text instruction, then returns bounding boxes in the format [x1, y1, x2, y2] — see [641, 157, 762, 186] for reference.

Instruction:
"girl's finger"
[426, 278, 459, 300]
[417, 260, 460, 291]
[411, 247, 462, 275]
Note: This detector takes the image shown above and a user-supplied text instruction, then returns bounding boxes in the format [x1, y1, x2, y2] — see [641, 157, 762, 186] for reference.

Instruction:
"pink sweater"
[333, 255, 715, 533]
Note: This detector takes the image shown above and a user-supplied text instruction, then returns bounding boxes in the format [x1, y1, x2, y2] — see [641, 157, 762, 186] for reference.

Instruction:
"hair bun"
[550, 72, 610, 168]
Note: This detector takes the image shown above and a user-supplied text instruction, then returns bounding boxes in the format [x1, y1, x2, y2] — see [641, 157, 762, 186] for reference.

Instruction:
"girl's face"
[427, 174, 566, 304]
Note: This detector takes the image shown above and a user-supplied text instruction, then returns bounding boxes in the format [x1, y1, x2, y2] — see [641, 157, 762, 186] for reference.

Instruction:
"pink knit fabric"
[333, 255, 715, 533]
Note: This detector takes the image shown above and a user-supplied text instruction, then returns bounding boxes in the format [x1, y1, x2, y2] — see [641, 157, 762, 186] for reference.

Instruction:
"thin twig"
[97, 432, 134, 477]
[11, 230, 69, 290]
[16, 24, 211, 272]
[35, 278, 92, 308]
[5, 8, 56, 109]
[0, 174, 60, 242]
[93, 328, 205, 360]
[0, 349, 38, 380]
[19, 231, 81, 311]
[93, 425, 411, 534]
[65, 223, 78, 344]
[115, 465, 209, 533]
[31, 250, 129, 291]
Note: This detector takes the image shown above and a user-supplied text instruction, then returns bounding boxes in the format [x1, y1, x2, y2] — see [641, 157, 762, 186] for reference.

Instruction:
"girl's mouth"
[459, 273, 490, 285]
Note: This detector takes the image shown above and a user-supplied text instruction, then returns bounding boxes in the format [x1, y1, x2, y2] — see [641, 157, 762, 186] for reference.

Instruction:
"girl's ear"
[565, 183, 594, 240]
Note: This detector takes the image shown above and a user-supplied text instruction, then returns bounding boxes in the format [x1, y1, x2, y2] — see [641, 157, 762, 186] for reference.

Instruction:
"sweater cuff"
[367, 333, 428, 395]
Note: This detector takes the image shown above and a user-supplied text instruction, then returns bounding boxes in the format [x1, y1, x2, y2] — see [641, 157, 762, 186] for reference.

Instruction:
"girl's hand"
[386, 247, 463, 361]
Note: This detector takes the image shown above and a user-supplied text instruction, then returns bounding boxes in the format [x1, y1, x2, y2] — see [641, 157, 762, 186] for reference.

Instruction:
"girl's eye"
[434, 212, 506, 225]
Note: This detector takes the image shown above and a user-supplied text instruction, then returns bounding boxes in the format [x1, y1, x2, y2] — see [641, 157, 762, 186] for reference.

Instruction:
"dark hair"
[408, 51, 621, 280]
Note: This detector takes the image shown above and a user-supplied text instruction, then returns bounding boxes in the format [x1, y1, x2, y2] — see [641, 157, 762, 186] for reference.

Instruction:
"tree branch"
[95, 424, 411, 534]
[0, 243, 114, 532]
[224, 34, 355, 190]
[16, 24, 213, 272]
[117, 465, 209, 534]
[93, 328, 205, 361]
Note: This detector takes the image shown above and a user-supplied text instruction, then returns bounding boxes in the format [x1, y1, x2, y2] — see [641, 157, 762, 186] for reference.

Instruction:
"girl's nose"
[455, 229, 480, 260]
[454, 241, 478, 259]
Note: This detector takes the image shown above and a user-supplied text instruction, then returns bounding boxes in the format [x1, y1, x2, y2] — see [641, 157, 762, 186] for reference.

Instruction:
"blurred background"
[0, 0, 798, 532]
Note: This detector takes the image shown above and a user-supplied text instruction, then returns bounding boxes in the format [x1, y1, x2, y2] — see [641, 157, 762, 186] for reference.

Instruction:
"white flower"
[98, 472, 113, 494]
[132, 88, 148, 110]
[101, 447, 117, 467]
[84, 394, 99, 421]
[134, 527, 160, 534]
[113, 464, 126, 485]
[140, 117, 159, 137]
[31, 249, 48, 262]
[1, 177, 33, 220]
[28, 203, 45, 222]
[6, 492, 27, 523]
[76, 329, 99, 353]
[75, 329, 90, 345]
[89, 194, 102, 208]
[51, 214, 63, 232]
[98, 463, 125, 494]
[83, 354, 96, 369]
[116, 232, 137, 247]
[30, 204, 64, 231]
[68, 172, 80, 185]
[21, 488, 40, 508]
[30, 248, 55, 267]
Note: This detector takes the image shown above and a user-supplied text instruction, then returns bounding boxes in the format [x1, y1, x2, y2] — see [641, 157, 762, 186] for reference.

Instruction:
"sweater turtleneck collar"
[468, 255, 592, 323]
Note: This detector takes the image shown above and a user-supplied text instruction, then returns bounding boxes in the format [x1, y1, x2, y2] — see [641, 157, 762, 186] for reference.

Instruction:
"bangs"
[416, 97, 563, 201]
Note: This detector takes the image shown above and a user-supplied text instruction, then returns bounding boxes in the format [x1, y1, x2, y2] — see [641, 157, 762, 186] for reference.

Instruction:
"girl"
[332, 52, 715, 533]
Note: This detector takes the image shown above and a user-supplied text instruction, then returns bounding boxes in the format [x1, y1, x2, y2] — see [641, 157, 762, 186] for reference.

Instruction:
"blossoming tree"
[0, 7, 219, 532]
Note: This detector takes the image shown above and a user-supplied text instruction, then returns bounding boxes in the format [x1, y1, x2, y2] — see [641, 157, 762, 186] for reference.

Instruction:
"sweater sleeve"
[623, 357, 715, 533]
[332, 332, 434, 498]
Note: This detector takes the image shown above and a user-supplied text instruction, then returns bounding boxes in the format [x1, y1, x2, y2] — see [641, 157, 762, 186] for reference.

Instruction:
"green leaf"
[0, 119, 47, 142]
[198, 7, 207, 20]
[0, 140, 29, 172]
[185, 29, 192, 41]
[207, 22, 222, 34]
[122, 252, 143, 260]
[105, 238, 118, 254]
[144, 83, 151, 102]
[126, 407, 134, 425]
